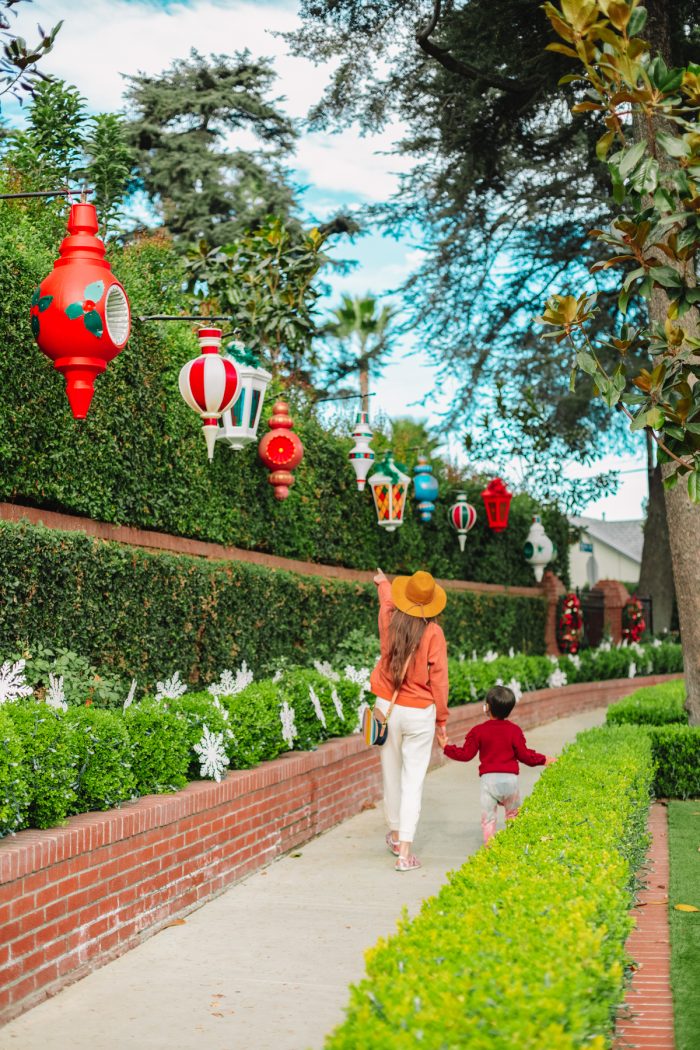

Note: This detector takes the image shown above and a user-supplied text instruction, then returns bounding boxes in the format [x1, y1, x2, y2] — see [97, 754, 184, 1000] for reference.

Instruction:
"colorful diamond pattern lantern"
[179, 328, 239, 460]
[258, 400, 304, 500]
[217, 342, 271, 452]
[481, 477, 513, 532]
[523, 514, 555, 582]
[348, 411, 375, 490]
[30, 202, 131, 419]
[449, 493, 477, 551]
[368, 453, 410, 531]
[413, 455, 439, 522]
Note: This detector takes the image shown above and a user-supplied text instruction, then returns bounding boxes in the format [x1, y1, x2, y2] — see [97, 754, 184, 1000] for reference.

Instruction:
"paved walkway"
[0, 709, 605, 1050]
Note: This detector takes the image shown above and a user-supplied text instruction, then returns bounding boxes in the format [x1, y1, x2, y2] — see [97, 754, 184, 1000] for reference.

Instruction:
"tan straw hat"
[391, 570, 447, 619]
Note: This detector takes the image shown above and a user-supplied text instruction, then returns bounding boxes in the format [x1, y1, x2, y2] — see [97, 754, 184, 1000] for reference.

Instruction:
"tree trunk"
[638, 431, 675, 633]
[359, 366, 370, 415]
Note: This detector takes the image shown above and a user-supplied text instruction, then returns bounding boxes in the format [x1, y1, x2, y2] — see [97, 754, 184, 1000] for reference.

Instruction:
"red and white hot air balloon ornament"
[449, 492, 477, 551]
[178, 328, 239, 460]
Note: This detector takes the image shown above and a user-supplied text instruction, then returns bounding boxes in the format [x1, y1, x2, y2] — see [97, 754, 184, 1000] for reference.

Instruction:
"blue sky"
[8, 0, 648, 519]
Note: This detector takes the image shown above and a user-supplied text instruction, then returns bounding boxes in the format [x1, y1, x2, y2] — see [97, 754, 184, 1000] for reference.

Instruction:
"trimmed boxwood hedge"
[606, 680, 687, 726]
[325, 725, 653, 1048]
[0, 519, 547, 685]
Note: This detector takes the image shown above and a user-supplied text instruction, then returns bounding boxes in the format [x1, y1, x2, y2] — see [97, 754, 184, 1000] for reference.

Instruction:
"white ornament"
[598, 640, 612, 652]
[155, 671, 187, 702]
[123, 678, 137, 711]
[0, 660, 33, 704]
[508, 647, 515, 659]
[331, 688, 344, 720]
[211, 697, 230, 721]
[45, 673, 67, 712]
[523, 515, 555, 582]
[569, 654, 581, 670]
[483, 650, 499, 664]
[505, 678, 523, 702]
[356, 700, 370, 734]
[217, 344, 272, 452]
[348, 411, 375, 491]
[313, 660, 340, 682]
[547, 667, 568, 689]
[208, 663, 253, 698]
[628, 661, 637, 679]
[193, 724, 230, 782]
[651, 638, 662, 648]
[280, 701, 298, 749]
[272, 670, 283, 684]
[309, 685, 326, 727]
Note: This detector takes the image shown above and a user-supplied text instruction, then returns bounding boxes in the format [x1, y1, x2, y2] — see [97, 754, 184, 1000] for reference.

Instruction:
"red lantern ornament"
[258, 400, 304, 500]
[481, 477, 513, 532]
[179, 328, 239, 460]
[30, 202, 131, 418]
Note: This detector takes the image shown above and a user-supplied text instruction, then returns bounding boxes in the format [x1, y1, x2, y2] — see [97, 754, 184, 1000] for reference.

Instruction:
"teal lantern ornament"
[413, 455, 439, 522]
[217, 340, 271, 451]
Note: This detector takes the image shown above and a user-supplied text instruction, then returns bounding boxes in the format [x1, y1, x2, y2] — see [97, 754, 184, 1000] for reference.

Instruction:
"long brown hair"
[387, 609, 433, 688]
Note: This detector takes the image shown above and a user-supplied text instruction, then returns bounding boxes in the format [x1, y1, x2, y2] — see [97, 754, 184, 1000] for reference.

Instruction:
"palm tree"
[323, 294, 397, 413]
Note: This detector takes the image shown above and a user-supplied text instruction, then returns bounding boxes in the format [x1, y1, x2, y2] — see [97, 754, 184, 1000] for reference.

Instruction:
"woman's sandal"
[395, 854, 421, 872]
[385, 831, 400, 856]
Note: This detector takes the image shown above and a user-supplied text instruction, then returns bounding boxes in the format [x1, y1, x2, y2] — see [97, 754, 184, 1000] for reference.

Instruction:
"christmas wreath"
[622, 596, 646, 644]
[556, 592, 584, 654]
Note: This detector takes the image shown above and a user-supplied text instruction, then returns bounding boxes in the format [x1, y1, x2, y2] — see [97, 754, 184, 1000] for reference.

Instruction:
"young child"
[443, 685, 554, 843]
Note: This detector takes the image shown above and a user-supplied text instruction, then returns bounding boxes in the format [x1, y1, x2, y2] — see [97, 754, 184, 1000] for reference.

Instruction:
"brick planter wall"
[0, 673, 680, 1025]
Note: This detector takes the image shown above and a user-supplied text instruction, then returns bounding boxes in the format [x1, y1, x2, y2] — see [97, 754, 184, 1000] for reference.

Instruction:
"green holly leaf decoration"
[83, 310, 103, 339]
[65, 302, 84, 319]
[83, 280, 105, 304]
[31, 287, 41, 307]
[38, 295, 53, 312]
[31, 314, 40, 338]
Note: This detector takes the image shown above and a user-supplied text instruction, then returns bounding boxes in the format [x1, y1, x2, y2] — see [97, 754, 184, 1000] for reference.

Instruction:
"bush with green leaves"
[168, 694, 233, 779]
[649, 726, 700, 800]
[0, 709, 30, 836]
[8, 643, 127, 708]
[123, 700, 190, 795]
[606, 680, 687, 727]
[4, 700, 78, 829]
[325, 725, 653, 1048]
[66, 707, 136, 812]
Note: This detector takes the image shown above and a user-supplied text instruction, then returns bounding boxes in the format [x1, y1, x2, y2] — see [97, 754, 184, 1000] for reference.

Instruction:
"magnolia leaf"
[649, 266, 683, 289]
[83, 310, 103, 339]
[546, 42, 579, 58]
[688, 471, 700, 504]
[83, 280, 105, 303]
[619, 140, 647, 179]
[596, 130, 615, 161]
[628, 5, 648, 36]
[674, 903, 699, 912]
[576, 350, 598, 376]
[656, 130, 689, 159]
[65, 302, 84, 319]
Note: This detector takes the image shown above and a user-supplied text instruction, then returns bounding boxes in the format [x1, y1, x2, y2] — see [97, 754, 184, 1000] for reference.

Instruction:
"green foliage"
[668, 801, 700, 1050]
[325, 725, 653, 1048]
[123, 700, 190, 795]
[321, 293, 397, 400]
[167, 694, 232, 779]
[221, 682, 288, 768]
[66, 707, 135, 811]
[83, 113, 132, 239]
[0, 708, 30, 836]
[606, 680, 687, 726]
[5, 699, 77, 828]
[8, 643, 126, 708]
[332, 628, 380, 670]
[649, 725, 700, 799]
[276, 668, 354, 748]
[0, 2, 63, 108]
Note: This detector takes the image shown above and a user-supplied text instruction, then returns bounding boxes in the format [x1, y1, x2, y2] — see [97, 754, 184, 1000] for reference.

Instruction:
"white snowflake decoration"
[471, 650, 478, 662]
[208, 662, 253, 698]
[280, 701, 297, 749]
[469, 681, 478, 701]
[547, 667, 568, 689]
[123, 678, 137, 711]
[344, 665, 370, 688]
[45, 673, 67, 712]
[211, 697, 230, 721]
[331, 688, 344, 720]
[629, 641, 644, 657]
[0, 660, 33, 704]
[508, 647, 515, 659]
[598, 640, 612, 652]
[568, 654, 581, 670]
[547, 653, 559, 664]
[483, 650, 499, 664]
[505, 678, 523, 702]
[155, 671, 187, 701]
[309, 685, 326, 728]
[313, 660, 340, 682]
[272, 669, 283, 684]
[651, 638, 662, 649]
[628, 661, 637, 679]
[356, 700, 370, 734]
[193, 724, 230, 782]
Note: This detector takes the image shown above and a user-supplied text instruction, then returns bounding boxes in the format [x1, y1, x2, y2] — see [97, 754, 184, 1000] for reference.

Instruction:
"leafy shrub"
[606, 681, 687, 727]
[222, 682, 289, 769]
[124, 701, 190, 795]
[277, 668, 353, 749]
[325, 726, 653, 1049]
[0, 708, 30, 836]
[8, 642, 126, 708]
[649, 725, 700, 799]
[168, 694, 232, 779]
[5, 700, 78, 828]
[332, 628, 381, 670]
[66, 707, 136, 811]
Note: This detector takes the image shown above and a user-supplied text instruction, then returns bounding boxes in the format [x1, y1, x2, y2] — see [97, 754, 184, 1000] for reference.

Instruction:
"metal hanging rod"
[0, 188, 92, 200]
[138, 315, 234, 323]
[314, 392, 377, 404]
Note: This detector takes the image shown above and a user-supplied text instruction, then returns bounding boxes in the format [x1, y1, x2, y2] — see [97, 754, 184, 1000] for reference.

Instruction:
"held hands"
[435, 725, 449, 748]
[373, 567, 388, 585]
[544, 755, 556, 766]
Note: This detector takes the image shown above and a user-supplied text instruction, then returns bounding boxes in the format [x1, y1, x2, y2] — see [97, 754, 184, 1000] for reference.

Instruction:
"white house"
[568, 515, 644, 589]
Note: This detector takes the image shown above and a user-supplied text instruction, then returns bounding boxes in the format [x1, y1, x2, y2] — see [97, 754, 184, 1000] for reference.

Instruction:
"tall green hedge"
[0, 200, 569, 585]
[0, 519, 546, 683]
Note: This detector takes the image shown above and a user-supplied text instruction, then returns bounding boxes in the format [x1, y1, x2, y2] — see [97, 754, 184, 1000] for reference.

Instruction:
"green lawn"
[669, 800, 700, 1050]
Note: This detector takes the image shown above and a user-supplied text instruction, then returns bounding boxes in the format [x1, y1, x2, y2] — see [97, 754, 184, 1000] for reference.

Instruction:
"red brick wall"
[0, 673, 679, 1025]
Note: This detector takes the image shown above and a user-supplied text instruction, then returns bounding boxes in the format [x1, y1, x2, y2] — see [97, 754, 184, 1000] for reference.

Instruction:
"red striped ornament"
[449, 493, 477, 551]
[179, 328, 239, 460]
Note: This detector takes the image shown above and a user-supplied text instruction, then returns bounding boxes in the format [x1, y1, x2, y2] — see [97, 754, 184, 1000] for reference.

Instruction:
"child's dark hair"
[485, 685, 516, 720]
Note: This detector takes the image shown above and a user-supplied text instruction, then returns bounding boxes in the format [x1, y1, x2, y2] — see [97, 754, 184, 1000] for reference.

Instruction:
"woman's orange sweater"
[368, 580, 450, 726]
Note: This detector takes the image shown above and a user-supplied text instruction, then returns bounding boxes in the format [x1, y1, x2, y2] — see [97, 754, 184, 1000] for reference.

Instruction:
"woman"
[370, 568, 449, 872]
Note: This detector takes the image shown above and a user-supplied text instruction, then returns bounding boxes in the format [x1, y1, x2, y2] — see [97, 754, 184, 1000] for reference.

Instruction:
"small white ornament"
[155, 671, 187, 702]
[348, 411, 375, 491]
[208, 663, 254, 698]
[193, 724, 230, 782]
[331, 688, 344, 720]
[211, 697, 230, 721]
[272, 670, 283, 684]
[569, 654, 581, 671]
[0, 659, 33, 704]
[45, 673, 67, 712]
[547, 668, 568, 689]
[123, 678, 137, 711]
[280, 701, 298, 749]
[356, 700, 370, 734]
[628, 661, 637, 679]
[523, 514, 555, 582]
[505, 678, 523, 702]
[483, 650, 499, 664]
[313, 660, 340, 682]
[309, 685, 326, 727]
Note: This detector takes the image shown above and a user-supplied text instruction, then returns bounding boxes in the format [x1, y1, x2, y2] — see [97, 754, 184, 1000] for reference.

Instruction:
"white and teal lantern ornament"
[413, 455, 439, 523]
[368, 452, 411, 531]
[217, 340, 272, 452]
[449, 493, 477, 551]
[523, 514, 555, 582]
[348, 411, 375, 490]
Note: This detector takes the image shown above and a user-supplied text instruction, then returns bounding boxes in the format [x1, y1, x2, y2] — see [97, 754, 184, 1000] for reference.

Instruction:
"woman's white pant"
[374, 699, 436, 843]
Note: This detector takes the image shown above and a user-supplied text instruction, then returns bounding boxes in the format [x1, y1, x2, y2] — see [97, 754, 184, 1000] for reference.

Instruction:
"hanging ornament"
[556, 593, 584, 654]
[217, 341, 271, 452]
[258, 400, 304, 500]
[481, 477, 513, 532]
[30, 201, 131, 419]
[448, 492, 477, 551]
[368, 452, 410, 531]
[348, 411, 375, 490]
[523, 514, 555, 582]
[178, 328, 239, 460]
[413, 455, 439, 523]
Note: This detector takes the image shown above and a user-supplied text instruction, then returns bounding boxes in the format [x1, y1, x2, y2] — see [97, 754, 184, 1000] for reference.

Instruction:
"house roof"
[569, 515, 644, 564]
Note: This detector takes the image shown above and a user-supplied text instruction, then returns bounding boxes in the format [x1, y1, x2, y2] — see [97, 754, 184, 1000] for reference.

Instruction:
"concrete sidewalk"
[0, 708, 606, 1050]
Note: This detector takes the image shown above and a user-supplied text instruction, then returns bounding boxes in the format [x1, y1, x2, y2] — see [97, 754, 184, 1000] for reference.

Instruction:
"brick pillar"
[541, 570, 566, 655]
[593, 579, 631, 644]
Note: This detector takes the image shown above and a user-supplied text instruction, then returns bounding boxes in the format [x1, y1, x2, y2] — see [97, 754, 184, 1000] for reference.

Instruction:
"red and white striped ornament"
[178, 328, 239, 460]
[449, 493, 477, 551]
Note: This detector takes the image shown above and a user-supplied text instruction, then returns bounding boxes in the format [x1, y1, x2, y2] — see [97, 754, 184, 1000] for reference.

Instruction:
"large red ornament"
[481, 477, 513, 532]
[179, 328, 239, 460]
[30, 202, 131, 419]
[258, 400, 304, 500]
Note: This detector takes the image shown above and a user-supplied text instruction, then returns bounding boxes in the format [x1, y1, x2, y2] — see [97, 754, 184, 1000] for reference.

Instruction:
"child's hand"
[373, 568, 388, 585]
[544, 755, 556, 766]
[436, 725, 448, 748]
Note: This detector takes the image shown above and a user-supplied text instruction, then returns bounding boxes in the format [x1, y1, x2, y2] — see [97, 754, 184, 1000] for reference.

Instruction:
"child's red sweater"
[443, 718, 546, 776]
